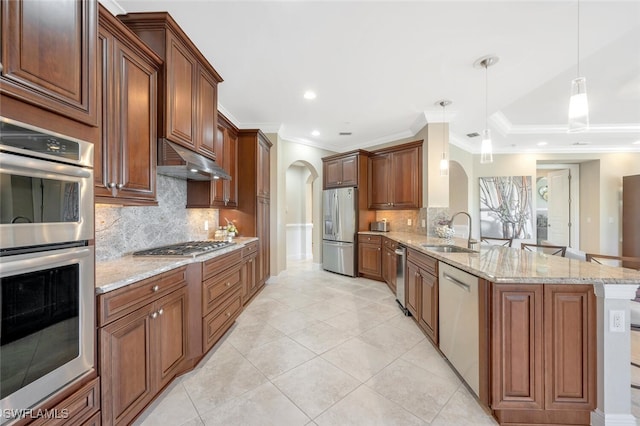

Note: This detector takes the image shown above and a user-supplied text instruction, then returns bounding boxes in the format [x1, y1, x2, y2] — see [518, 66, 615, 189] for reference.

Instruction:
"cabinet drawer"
[98, 267, 187, 326]
[407, 249, 437, 275]
[242, 241, 259, 257]
[202, 249, 243, 280]
[358, 234, 382, 244]
[203, 289, 242, 351]
[31, 377, 100, 426]
[383, 238, 398, 250]
[202, 263, 242, 315]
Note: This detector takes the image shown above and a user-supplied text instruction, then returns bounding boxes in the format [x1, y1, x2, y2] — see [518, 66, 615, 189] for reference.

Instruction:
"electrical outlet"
[204, 220, 209, 231]
[422, 219, 426, 228]
[407, 219, 412, 226]
[610, 310, 625, 332]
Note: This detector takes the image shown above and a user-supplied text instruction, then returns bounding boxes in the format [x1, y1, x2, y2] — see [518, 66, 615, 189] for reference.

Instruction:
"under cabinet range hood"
[157, 139, 230, 181]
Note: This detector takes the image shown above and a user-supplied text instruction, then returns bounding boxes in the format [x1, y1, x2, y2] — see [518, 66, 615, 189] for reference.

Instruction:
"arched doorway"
[285, 161, 317, 264]
[449, 160, 469, 214]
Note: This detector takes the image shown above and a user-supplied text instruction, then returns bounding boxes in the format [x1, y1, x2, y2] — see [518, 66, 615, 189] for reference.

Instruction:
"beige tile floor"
[132, 260, 497, 425]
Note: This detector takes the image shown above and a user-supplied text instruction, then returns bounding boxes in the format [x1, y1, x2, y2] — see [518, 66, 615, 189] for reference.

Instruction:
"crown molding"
[490, 110, 640, 135]
[99, 0, 126, 15]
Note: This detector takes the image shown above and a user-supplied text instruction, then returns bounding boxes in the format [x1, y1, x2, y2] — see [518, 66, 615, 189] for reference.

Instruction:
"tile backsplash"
[95, 175, 218, 261]
[373, 207, 451, 236]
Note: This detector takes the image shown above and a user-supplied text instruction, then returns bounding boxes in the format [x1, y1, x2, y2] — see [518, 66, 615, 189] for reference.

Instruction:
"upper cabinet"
[0, 0, 98, 126]
[96, 5, 162, 206]
[118, 12, 223, 160]
[323, 154, 358, 188]
[187, 112, 238, 208]
[368, 140, 422, 209]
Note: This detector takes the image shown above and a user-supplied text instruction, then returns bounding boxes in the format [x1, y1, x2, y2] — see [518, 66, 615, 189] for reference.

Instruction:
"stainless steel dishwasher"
[438, 262, 479, 396]
[395, 245, 409, 315]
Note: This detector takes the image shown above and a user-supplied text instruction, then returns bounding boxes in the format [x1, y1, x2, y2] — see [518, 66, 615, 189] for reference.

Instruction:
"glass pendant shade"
[568, 77, 589, 132]
[439, 153, 449, 176]
[480, 129, 493, 164]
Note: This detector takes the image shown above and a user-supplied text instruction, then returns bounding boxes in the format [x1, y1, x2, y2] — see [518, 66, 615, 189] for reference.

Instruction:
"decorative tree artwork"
[479, 176, 533, 239]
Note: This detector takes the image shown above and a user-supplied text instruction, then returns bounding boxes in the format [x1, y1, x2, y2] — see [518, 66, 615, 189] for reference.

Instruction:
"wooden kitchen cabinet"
[368, 140, 422, 209]
[358, 234, 382, 280]
[186, 112, 238, 208]
[491, 283, 595, 425]
[98, 267, 188, 426]
[224, 130, 272, 288]
[119, 12, 223, 160]
[241, 241, 259, 305]
[96, 5, 162, 205]
[406, 248, 438, 344]
[381, 237, 398, 293]
[1, 0, 98, 126]
[323, 154, 358, 188]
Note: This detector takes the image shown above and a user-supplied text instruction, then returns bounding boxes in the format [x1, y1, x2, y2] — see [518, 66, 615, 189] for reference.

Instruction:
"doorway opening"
[285, 161, 315, 265]
[535, 163, 580, 248]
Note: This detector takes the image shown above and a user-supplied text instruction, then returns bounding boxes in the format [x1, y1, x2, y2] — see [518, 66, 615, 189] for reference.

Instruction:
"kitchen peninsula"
[360, 231, 640, 426]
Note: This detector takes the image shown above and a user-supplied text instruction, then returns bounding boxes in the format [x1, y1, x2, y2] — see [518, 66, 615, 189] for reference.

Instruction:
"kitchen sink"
[422, 244, 476, 253]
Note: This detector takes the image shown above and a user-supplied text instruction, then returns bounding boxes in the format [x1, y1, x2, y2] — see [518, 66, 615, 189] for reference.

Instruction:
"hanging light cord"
[442, 103, 446, 153]
[576, 0, 581, 77]
[484, 62, 489, 130]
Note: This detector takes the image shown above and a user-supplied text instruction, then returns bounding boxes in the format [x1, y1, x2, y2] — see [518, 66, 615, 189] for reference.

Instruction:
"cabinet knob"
[249, 259, 252, 263]
[150, 312, 158, 319]
[116, 183, 124, 189]
[0, 62, 3, 73]
[158, 308, 164, 316]
[226, 312, 231, 317]
[226, 282, 232, 287]
[108, 182, 116, 188]
[377, 247, 381, 251]
[152, 285, 159, 292]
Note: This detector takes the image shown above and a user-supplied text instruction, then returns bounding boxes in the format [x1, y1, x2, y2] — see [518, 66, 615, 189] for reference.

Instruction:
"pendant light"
[437, 100, 451, 176]
[568, 0, 589, 132]
[476, 56, 498, 164]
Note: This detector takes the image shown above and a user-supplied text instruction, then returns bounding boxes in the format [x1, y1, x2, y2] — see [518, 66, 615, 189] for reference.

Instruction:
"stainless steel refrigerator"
[322, 187, 357, 277]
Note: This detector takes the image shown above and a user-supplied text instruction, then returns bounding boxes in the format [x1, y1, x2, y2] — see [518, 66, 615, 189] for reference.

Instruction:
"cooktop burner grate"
[132, 241, 234, 257]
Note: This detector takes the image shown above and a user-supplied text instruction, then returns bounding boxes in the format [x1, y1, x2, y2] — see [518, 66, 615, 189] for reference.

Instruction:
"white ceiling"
[109, 0, 640, 155]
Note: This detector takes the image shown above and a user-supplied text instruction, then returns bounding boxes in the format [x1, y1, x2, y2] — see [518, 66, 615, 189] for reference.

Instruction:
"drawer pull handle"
[158, 308, 164, 316]
[152, 285, 159, 292]
[150, 312, 158, 319]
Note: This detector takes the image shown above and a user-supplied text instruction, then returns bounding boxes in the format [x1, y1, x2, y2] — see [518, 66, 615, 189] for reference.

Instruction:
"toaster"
[370, 221, 390, 232]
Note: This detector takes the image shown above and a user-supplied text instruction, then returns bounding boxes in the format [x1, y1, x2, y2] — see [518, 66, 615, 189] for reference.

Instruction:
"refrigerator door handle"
[334, 192, 340, 236]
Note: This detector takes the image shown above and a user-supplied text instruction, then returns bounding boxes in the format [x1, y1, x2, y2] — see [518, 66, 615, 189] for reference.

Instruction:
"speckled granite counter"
[360, 231, 640, 285]
[95, 237, 258, 294]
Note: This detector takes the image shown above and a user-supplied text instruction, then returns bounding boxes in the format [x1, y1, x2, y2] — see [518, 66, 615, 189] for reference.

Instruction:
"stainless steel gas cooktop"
[132, 241, 234, 257]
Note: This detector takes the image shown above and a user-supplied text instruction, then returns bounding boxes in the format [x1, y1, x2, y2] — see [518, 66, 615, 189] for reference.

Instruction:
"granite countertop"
[360, 231, 640, 285]
[95, 237, 258, 294]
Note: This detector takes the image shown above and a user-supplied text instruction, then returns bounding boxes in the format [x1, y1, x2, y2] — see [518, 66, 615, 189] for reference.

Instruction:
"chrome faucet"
[448, 211, 477, 249]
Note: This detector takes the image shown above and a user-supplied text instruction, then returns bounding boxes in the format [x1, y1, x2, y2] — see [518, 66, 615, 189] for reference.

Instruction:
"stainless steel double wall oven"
[0, 117, 95, 418]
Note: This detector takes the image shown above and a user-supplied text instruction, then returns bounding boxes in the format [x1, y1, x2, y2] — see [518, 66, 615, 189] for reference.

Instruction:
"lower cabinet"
[406, 249, 438, 344]
[491, 284, 596, 425]
[98, 268, 188, 426]
[241, 240, 259, 305]
[381, 237, 397, 293]
[29, 377, 100, 426]
[358, 234, 382, 280]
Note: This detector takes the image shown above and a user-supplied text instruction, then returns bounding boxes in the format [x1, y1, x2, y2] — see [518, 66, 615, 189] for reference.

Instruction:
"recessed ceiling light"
[311, 130, 320, 137]
[303, 90, 316, 100]
[537, 141, 548, 146]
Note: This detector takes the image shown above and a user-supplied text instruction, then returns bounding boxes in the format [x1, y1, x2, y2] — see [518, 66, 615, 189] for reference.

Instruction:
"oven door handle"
[0, 151, 91, 179]
[0, 247, 92, 276]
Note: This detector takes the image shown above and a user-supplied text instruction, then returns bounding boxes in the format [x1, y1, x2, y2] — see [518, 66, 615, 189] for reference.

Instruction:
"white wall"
[285, 165, 313, 260]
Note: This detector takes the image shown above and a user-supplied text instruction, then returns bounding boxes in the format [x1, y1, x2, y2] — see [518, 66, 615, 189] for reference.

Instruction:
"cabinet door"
[95, 28, 116, 199]
[100, 306, 154, 426]
[224, 130, 238, 207]
[196, 67, 217, 159]
[242, 254, 257, 304]
[358, 243, 382, 279]
[323, 158, 342, 188]
[257, 137, 271, 198]
[113, 38, 157, 202]
[382, 246, 397, 292]
[256, 197, 270, 285]
[155, 288, 188, 391]
[1, 0, 97, 125]
[418, 271, 438, 343]
[390, 147, 421, 208]
[165, 32, 197, 149]
[368, 154, 391, 209]
[543, 285, 595, 411]
[211, 124, 227, 206]
[491, 284, 544, 410]
[406, 261, 420, 318]
[340, 155, 358, 187]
